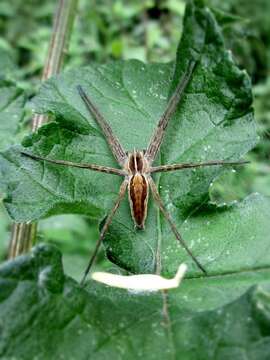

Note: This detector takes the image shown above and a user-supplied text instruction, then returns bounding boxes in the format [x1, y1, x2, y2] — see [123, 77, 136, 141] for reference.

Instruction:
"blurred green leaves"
[0, 49, 26, 151]
[208, 0, 270, 81]
[0, 0, 184, 80]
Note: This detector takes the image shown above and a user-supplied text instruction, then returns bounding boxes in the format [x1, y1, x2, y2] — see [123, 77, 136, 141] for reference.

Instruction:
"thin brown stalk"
[8, 0, 78, 259]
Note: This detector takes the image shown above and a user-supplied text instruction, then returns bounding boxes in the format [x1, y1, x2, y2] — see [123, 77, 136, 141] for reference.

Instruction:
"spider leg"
[77, 86, 127, 166]
[80, 179, 128, 285]
[149, 160, 249, 174]
[145, 60, 197, 164]
[148, 176, 207, 275]
[21, 151, 126, 176]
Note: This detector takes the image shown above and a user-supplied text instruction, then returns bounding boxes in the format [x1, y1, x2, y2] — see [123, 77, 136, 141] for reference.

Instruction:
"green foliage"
[1, 244, 270, 359]
[0, 49, 26, 151]
[69, 0, 183, 64]
[0, 204, 9, 259]
[253, 79, 270, 160]
[0, 2, 258, 277]
[0, 0, 269, 202]
[0, 0, 270, 358]
[38, 214, 110, 280]
[208, 0, 270, 81]
[0, 0, 185, 83]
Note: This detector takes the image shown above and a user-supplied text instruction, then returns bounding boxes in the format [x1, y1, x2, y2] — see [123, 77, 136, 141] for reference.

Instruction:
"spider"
[22, 60, 247, 284]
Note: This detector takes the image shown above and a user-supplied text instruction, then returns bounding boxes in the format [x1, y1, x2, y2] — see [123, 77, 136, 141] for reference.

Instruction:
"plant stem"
[8, 0, 78, 259]
[8, 223, 37, 258]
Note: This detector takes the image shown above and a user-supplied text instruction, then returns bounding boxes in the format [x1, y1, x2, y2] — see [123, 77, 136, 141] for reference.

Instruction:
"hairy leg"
[149, 160, 249, 174]
[145, 60, 197, 163]
[21, 151, 126, 176]
[77, 86, 127, 166]
[148, 176, 207, 275]
[81, 180, 128, 285]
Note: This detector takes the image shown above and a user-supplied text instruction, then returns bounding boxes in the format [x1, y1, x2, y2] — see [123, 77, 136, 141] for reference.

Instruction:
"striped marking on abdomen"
[129, 174, 148, 228]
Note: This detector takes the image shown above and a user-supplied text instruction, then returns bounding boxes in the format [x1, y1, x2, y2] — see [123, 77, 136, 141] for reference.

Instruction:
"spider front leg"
[149, 159, 249, 174]
[21, 151, 126, 176]
[81, 179, 128, 285]
[77, 86, 127, 166]
[148, 176, 207, 275]
[145, 60, 197, 164]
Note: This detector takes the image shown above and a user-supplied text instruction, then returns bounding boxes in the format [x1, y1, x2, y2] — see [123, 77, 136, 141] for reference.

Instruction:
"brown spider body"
[126, 150, 149, 229]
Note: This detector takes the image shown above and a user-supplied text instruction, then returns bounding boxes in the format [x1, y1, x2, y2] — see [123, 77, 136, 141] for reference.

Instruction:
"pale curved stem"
[9, 0, 78, 259]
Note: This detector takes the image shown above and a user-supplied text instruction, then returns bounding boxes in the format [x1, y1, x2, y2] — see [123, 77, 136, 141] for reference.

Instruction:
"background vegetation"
[0, 1, 270, 358]
[0, 0, 269, 280]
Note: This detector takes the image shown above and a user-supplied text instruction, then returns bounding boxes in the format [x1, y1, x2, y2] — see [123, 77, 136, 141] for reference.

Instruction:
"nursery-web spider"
[22, 60, 247, 284]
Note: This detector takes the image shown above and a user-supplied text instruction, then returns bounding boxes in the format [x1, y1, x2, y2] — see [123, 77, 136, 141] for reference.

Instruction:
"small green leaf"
[0, 244, 270, 360]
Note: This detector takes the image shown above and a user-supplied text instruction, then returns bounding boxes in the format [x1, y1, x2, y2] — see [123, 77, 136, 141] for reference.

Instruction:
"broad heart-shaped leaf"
[0, 1, 258, 276]
[1, 244, 270, 360]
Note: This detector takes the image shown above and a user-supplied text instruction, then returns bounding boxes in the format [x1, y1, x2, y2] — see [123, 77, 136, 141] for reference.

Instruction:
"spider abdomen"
[129, 174, 149, 229]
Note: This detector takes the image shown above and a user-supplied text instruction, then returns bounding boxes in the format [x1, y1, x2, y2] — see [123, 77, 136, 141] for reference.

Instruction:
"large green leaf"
[0, 1, 258, 277]
[0, 244, 270, 360]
